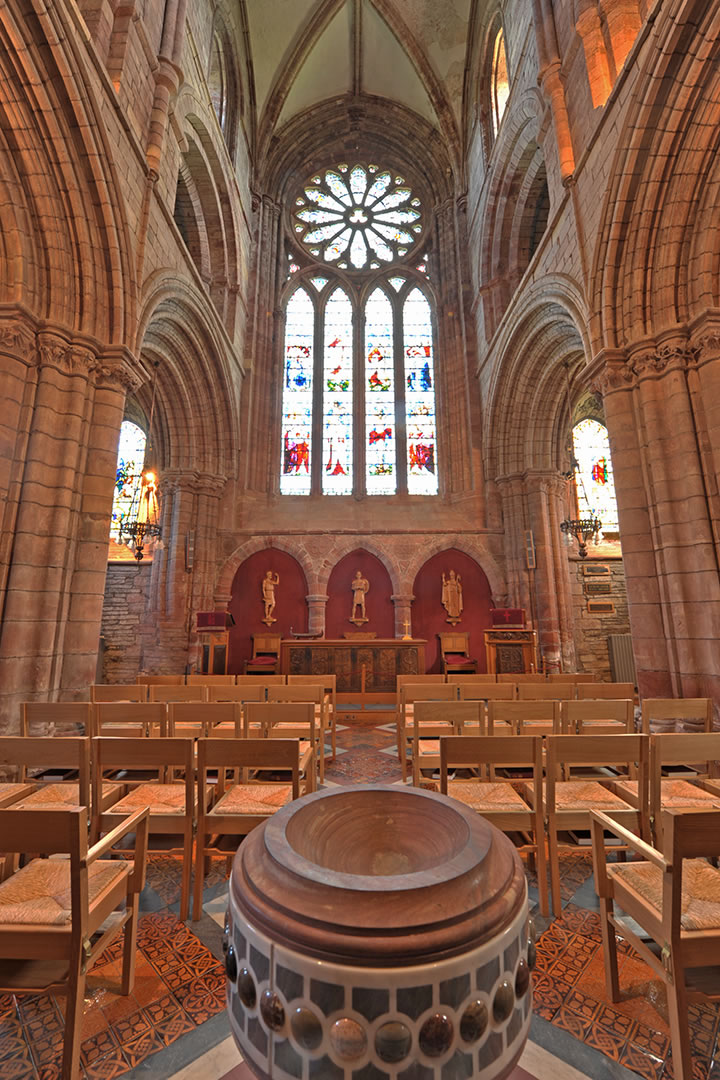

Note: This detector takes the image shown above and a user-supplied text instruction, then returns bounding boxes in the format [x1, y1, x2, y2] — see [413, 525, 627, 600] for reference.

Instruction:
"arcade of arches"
[2, 0, 719, 727]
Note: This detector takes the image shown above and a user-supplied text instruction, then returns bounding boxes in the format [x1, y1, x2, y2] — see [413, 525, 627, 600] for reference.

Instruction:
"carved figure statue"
[350, 569, 370, 623]
[441, 570, 463, 624]
[262, 570, 280, 625]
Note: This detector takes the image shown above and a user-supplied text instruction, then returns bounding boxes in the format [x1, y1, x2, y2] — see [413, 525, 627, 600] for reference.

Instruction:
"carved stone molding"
[630, 344, 698, 379]
[160, 470, 227, 498]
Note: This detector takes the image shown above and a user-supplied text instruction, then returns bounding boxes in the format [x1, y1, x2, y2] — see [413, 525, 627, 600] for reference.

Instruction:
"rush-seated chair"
[0, 806, 148, 1080]
[591, 807, 720, 1080]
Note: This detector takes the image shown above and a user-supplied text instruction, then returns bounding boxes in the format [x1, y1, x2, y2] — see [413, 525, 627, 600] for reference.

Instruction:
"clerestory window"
[280, 163, 438, 497]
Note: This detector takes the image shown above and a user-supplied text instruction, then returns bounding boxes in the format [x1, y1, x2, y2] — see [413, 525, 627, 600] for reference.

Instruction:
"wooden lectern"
[196, 611, 234, 675]
[484, 610, 537, 674]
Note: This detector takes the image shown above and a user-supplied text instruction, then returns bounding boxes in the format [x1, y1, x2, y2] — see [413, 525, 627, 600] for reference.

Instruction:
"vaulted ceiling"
[244, 0, 477, 157]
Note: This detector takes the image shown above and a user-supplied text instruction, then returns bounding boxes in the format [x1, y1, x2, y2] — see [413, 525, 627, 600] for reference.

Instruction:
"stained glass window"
[365, 289, 396, 495]
[573, 419, 619, 534]
[404, 288, 438, 495]
[281, 288, 314, 495]
[293, 164, 422, 271]
[322, 289, 353, 495]
[111, 421, 146, 540]
[281, 162, 438, 497]
[491, 28, 510, 137]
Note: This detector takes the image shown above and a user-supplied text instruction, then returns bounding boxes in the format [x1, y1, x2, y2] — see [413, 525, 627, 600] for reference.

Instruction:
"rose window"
[293, 164, 423, 270]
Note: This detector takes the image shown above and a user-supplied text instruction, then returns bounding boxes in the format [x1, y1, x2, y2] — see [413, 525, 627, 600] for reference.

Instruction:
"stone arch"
[484, 278, 590, 481]
[476, 89, 550, 340]
[0, 1, 135, 342]
[216, 537, 319, 603]
[208, 7, 242, 159]
[401, 536, 506, 606]
[135, 277, 239, 480]
[590, 0, 720, 350]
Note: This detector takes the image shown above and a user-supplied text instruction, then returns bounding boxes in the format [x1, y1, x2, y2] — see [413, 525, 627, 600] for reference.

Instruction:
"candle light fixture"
[120, 362, 162, 561]
[559, 362, 601, 558]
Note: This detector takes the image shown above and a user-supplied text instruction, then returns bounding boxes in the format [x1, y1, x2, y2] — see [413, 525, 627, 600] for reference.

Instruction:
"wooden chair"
[136, 675, 185, 685]
[186, 674, 235, 685]
[563, 699, 634, 736]
[410, 701, 483, 787]
[236, 674, 286, 686]
[590, 806, 720, 1080]
[458, 681, 514, 702]
[245, 634, 282, 675]
[440, 735, 549, 916]
[22, 702, 93, 737]
[94, 702, 167, 738]
[498, 673, 544, 683]
[92, 737, 198, 921]
[0, 806, 148, 1080]
[0, 737, 91, 821]
[541, 734, 649, 916]
[640, 698, 713, 735]
[576, 682, 635, 701]
[447, 673, 497, 683]
[268, 685, 327, 781]
[548, 673, 596, 683]
[167, 702, 241, 739]
[148, 684, 207, 703]
[398, 684, 458, 780]
[517, 682, 575, 700]
[91, 684, 147, 703]
[246, 702, 318, 792]
[488, 700, 560, 736]
[645, 733, 720, 846]
[438, 632, 478, 675]
[208, 683, 265, 703]
[288, 674, 337, 764]
[193, 738, 304, 920]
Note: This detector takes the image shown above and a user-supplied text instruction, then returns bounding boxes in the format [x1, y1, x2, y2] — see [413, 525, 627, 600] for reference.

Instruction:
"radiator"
[608, 634, 636, 685]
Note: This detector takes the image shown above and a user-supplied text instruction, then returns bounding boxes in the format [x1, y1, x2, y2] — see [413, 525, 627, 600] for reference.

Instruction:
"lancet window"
[280, 163, 438, 497]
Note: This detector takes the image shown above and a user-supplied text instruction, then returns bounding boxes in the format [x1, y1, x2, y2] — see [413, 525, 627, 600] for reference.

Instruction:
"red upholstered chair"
[438, 632, 478, 675]
[245, 634, 282, 675]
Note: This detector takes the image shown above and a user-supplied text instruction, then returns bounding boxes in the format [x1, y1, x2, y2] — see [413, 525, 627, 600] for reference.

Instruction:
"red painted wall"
[325, 549, 395, 639]
[228, 550, 308, 673]
[412, 549, 494, 673]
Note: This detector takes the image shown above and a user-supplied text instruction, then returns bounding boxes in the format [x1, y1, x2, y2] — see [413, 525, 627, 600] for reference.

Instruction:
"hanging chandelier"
[120, 362, 162, 562]
[559, 363, 601, 558]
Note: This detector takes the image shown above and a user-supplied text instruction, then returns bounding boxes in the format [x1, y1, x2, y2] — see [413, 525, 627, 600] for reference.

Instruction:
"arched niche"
[325, 550, 394, 640]
[412, 549, 494, 673]
[228, 550, 308, 673]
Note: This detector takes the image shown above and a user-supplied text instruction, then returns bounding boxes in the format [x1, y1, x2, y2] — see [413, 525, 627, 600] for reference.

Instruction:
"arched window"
[207, 19, 240, 158]
[490, 26, 510, 138]
[280, 162, 438, 497]
[572, 419, 619, 535]
[111, 420, 147, 540]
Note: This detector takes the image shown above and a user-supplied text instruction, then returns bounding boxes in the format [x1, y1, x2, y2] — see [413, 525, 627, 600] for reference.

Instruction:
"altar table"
[281, 638, 426, 705]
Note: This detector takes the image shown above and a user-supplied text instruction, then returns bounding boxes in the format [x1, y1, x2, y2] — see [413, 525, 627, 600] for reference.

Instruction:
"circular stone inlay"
[493, 980, 514, 1024]
[238, 968, 256, 1009]
[418, 1013, 453, 1057]
[460, 1000, 488, 1043]
[225, 944, 238, 982]
[375, 1021, 412, 1063]
[329, 1018, 368, 1061]
[260, 990, 285, 1031]
[291, 1007, 323, 1050]
[515, 958, 530, 998]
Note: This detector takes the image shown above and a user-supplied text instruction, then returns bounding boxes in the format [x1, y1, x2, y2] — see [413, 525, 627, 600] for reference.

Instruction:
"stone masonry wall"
[568, 557, 631, 682]
[100, 563, 152, 684]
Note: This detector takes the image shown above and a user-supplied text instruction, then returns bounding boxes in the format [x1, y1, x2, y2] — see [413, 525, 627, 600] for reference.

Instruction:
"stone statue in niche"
[262, 570, 280, 626]
[441, 570, 463, 625]
[349, 569, 370, 625]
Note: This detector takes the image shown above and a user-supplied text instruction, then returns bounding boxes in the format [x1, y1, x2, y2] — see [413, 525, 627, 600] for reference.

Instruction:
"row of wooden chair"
[23, 695, 331, 782]
[434, 731, 720, 918]
[136, 671, 598, 685]
[0, 734, 310, 923]
[397, 678, 635, 708]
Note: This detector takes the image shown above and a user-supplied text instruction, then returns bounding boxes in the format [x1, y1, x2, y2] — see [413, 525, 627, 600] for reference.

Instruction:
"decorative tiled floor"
[2, 710, 718, 1078]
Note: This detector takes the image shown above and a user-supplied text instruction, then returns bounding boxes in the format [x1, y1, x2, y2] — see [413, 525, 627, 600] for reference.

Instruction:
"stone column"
[495, 476, 533, 618]
[592, 340, 720, 709]
[391, 593, 415, 639]
[306, 594, 328, 636]
[0, 325, 132, 731]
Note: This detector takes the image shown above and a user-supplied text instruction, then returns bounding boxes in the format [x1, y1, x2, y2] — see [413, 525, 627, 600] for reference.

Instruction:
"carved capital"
[0, 318, 37, 363]
[589, 358, 634, 396]
[160, 469, 227, 497]
[631, 343, 697, 379]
